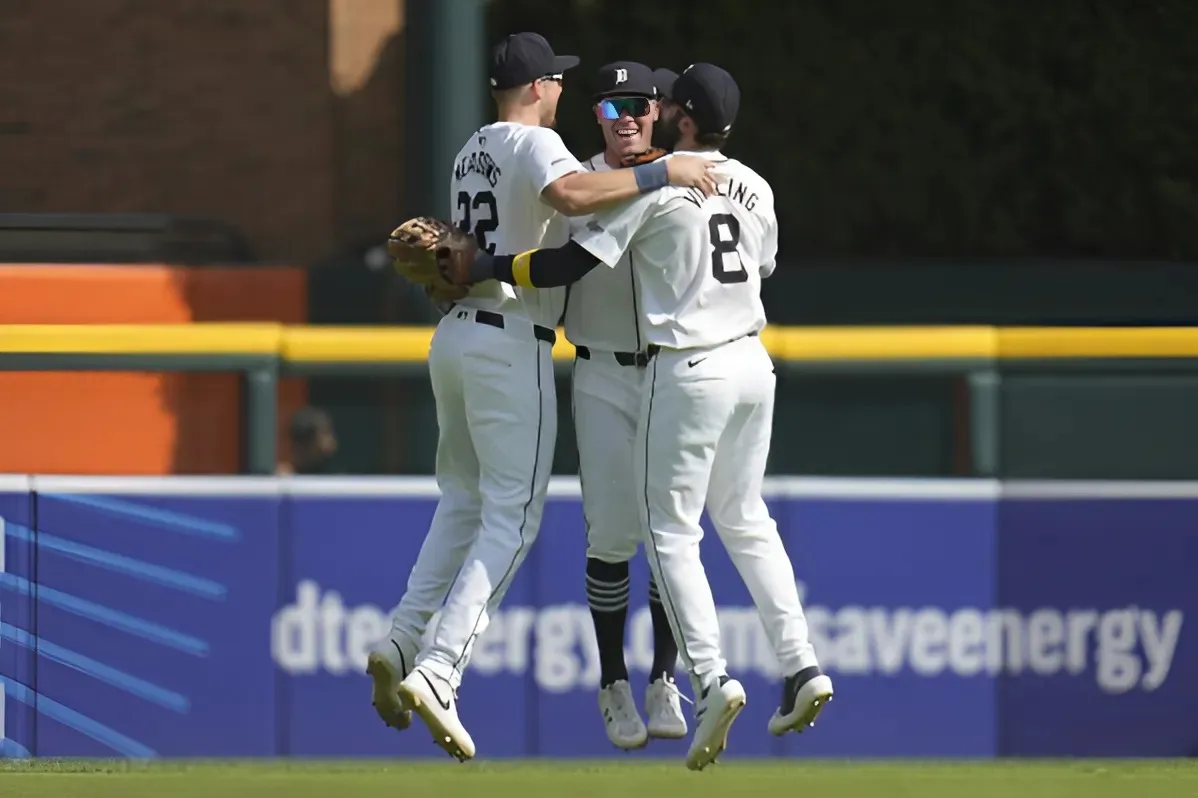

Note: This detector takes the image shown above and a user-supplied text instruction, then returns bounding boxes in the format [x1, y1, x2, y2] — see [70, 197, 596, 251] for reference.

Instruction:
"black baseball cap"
[490, 33, 580, 91]
[593, 61, 657, 99]
[652, 68, 679, 98]
[658, 63, 740, 135]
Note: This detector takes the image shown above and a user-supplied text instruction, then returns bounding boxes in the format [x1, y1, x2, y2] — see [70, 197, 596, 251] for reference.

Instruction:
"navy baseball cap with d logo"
[657, 63, 740, 135]
[490, 33, 580, 90]
[593, 61, 657, 99]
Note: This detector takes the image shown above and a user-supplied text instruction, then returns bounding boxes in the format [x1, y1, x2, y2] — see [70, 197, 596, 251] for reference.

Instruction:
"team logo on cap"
[614, 68, 628, 84]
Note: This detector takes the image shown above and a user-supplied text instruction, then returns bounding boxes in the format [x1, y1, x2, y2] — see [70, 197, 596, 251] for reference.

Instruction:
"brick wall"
[329, 0, 404, 251]
[0, 0, 403, 264]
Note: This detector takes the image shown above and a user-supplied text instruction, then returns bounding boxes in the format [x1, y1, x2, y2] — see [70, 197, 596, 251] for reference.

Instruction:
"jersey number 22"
[709, 214, 748, 284]
[456, 190, 498, 255]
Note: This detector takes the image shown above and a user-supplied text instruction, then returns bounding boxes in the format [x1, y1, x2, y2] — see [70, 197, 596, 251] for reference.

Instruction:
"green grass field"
[2, 760, 1198, 798]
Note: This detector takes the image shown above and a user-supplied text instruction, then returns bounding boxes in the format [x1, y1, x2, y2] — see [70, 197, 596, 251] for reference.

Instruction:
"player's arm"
[465, 195, 661, 288]
[761, 208, 779, 279]
[468, 240, 604, 288]
[524, 128, 716, 216]
[541, 157, 714, 216]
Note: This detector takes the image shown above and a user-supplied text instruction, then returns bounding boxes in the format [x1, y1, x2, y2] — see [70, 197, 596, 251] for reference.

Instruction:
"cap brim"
[593, 87, 656, 100]
[553, 55, 581, 73]
[653, 69, 679, 98]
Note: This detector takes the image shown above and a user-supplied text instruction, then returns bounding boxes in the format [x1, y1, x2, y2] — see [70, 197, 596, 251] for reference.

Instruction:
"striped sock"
[586, 558, 630, 687]
[648, 575, 679, 682]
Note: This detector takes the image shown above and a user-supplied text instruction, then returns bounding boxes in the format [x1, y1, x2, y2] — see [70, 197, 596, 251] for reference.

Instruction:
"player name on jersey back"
[449, 122, 581, 330]
[453, 149, 502, 188]
[678, 175, 762, 212]
[573, 153, 778, 350]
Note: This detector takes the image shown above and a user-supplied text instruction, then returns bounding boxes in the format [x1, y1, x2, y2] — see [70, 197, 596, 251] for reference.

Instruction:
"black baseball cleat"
[767, 665, 834, 735]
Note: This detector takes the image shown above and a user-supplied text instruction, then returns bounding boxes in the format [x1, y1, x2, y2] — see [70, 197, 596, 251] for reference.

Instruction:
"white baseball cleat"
[365, 633, 420, 731]
[767, 666, 834, 736]
[598, 680, 649, 750]
[644, 676, 688, 739]
[397, 665, 476, 762]
[685, 675, 746, 771]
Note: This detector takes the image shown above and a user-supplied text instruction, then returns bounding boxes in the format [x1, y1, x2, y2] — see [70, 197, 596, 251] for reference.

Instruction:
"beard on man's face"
[652, 113, 682, 151]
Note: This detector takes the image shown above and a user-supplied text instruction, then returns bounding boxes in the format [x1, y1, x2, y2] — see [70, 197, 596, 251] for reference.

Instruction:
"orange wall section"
[0, 265, 307, 475]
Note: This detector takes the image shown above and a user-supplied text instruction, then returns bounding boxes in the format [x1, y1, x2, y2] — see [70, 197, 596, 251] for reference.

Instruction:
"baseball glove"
[387, 217, 474, 301]
[621, 147, 669, 166]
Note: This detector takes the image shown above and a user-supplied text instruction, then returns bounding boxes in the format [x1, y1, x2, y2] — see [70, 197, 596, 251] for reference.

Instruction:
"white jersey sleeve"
[760, 204, 778, 278]
[521, 127, 583, 197]
[562, 153, 644, 353]
[566, 153, 603, 236]
[572, 192, 667, 268]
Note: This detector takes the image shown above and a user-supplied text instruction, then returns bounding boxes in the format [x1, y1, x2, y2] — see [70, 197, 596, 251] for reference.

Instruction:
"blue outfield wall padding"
[0, 476, 1195, 759]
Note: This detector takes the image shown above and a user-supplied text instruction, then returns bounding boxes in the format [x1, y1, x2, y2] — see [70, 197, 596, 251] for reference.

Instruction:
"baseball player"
[567, 61, 687, 750]
[443, 63, 835, 771]
[365, 34, 718, 762]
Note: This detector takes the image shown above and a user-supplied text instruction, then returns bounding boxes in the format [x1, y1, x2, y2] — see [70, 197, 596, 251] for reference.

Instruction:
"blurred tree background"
[488, 0, 1198, 260]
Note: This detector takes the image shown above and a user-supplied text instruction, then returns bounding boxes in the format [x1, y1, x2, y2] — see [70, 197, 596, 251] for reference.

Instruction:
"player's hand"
[665, 155, 721, 197]
[436, 230, 480, 286]
[387, 216, 474, 297]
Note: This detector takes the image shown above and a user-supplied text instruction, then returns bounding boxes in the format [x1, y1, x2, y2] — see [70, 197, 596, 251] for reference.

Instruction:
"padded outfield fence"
[0, 475, 1195, 759]
[4, 323, 1198, 475]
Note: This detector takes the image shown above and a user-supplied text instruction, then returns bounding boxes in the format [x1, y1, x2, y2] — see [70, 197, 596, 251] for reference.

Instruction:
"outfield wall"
[0, 476, 1194, 759]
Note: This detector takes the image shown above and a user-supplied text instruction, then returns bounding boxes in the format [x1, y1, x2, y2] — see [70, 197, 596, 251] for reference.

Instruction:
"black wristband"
[468, 252, 496, 282]
[489, 254, 515, 284]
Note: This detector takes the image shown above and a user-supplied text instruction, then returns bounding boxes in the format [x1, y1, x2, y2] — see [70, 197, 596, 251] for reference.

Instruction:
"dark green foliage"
[487, 1, 1198, 259]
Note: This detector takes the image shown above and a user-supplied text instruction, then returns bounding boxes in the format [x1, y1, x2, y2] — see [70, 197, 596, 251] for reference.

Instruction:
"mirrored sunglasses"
[599, 96, 651, 120]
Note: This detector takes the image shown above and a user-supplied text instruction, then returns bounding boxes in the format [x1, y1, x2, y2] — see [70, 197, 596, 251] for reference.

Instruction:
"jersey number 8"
[708, 213, 748, 284]
[456, 190, 499, 255]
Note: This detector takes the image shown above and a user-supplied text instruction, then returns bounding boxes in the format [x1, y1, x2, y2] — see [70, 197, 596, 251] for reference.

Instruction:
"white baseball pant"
[635, 333, 819, 689]
[572, 351, 643, 562]
[389, 307, 556, 689]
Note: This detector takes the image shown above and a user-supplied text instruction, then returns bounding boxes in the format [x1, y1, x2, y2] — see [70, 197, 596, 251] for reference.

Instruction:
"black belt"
[575, 345, 653, 368]
[575, 331, 757, 367]
[449, 305, 556, 345]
